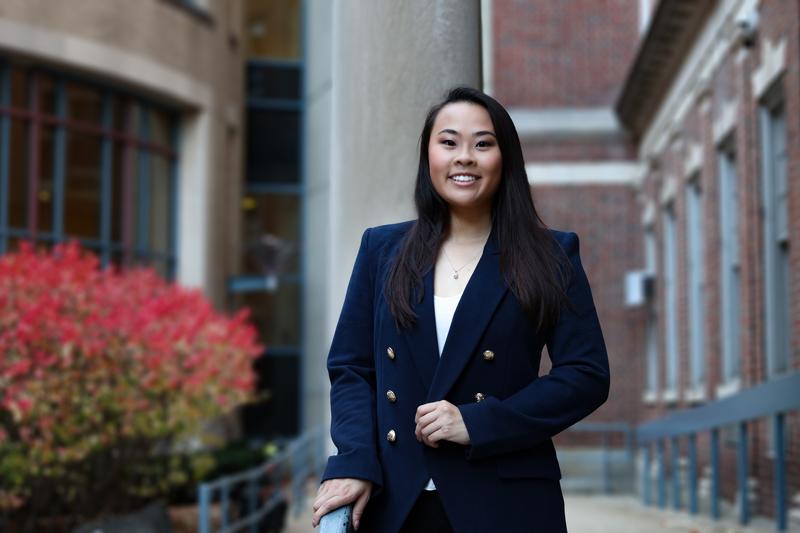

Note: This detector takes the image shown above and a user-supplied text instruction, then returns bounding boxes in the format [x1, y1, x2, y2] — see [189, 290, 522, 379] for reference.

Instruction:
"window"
[0, 62, 179, 278]
[662, 206, 679, 396]
[232, 0, 305, 438]
[645, 229, 658, 397]
[718, 143, 741, 385]
[760, 88, 790, 378]
[685, 175, 705, 391]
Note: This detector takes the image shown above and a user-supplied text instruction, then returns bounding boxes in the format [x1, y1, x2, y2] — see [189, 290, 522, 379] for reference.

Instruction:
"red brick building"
[615, 0, 799, 526]
[493, 0, 800, 526]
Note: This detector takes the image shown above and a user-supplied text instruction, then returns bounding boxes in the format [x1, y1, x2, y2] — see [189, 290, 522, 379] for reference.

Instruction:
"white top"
[434, 294, 461, 358]
[424, 288, 466, 491]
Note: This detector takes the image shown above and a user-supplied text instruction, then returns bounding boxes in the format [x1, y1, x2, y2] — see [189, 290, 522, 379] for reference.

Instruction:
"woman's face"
[428, 101, 502, 215]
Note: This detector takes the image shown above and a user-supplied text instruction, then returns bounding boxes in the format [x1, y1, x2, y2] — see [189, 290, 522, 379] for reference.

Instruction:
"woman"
[312, 87, 609, 532]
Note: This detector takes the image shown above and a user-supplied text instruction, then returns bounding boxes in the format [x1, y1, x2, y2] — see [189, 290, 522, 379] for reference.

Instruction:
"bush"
[0, 242, 263, 526]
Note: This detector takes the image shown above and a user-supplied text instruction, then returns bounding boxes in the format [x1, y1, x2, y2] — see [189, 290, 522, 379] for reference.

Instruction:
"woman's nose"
[454, 146, 476, 166]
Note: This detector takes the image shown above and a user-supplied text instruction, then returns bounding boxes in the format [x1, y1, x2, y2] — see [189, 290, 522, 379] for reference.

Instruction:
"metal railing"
[637, 371, 800, 531]
[197, 427, 326, 533]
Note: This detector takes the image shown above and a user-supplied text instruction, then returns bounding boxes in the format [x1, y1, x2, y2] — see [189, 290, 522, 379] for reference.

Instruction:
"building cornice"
[615, 0, 717, 139]
[510, 107, 625, 141]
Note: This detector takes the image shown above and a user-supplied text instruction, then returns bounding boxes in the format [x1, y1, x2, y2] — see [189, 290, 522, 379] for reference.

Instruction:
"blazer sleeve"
[321, 228, 383, 489]
[458, 231, 610, 460]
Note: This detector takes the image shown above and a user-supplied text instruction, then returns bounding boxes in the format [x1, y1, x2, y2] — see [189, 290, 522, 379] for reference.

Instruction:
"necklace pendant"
[453, 272, 459, 280]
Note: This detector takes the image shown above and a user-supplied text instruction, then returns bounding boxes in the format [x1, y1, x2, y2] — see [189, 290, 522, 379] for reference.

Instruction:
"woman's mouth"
[449, 174, 480, 185]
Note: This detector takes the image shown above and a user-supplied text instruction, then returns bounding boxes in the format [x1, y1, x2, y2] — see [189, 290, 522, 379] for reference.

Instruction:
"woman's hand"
[312, 477, 372, 530]
[415, 400, 471, 447]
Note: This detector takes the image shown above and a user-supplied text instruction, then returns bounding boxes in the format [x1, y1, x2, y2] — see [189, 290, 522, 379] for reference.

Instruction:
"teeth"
[450, 174, 477, 182]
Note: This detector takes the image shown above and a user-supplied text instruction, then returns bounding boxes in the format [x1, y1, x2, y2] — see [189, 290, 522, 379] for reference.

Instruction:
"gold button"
[475, 392, 485, 402]
[483, 350, 495, 361]
[387, 429, 397, 443]
[386, 390, 397, 402]
[387, 347, 395, 360]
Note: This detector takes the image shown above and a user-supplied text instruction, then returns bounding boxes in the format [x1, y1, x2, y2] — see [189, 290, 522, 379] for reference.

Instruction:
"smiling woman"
[314, 87, 610, 533]
[427, 102, 502, 218]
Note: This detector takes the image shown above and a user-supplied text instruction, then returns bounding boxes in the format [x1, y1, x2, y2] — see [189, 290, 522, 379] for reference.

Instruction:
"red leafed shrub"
[0, 242, 263, 524]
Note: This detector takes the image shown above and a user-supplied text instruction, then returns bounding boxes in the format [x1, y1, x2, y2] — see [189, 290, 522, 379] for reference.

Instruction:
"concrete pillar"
[303, 0, 483, 434]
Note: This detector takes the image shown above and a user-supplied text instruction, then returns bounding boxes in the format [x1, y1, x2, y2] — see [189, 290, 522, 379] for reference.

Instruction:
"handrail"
[637, 371, 800, 531]
[637, 372, 800, 443]
[197, 427, 326, 533]
[319, 505, 353, 533]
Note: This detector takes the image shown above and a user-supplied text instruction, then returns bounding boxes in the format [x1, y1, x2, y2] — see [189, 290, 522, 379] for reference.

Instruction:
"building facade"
[617, 0, 800, 525]
[0, 0, 245, 306]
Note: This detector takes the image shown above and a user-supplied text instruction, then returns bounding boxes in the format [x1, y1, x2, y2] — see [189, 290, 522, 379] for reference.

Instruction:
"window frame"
[662, 203, 679, 400]
[718, 139, 742, 391]
[685, 173, 705, 393]
[0, 61, 180, 278]
[759, 83, 791, 379]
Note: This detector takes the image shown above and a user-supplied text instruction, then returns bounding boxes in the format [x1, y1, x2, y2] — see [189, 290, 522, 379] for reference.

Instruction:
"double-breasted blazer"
[322, 220, 610, 533]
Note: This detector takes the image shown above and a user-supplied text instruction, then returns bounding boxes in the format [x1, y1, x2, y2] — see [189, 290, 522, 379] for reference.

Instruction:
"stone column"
[303, 0, 482, 433]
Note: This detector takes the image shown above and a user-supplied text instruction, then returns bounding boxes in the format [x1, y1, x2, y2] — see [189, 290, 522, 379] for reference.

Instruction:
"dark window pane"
[243, 354, 299, 438]
[246, 108, 299, 183]
[242, 193, 299, 275]
[10, 68, 27, 109]
[147, 153, 171, 254]
[113, 99, 137, 138]
[235, 283, 300, 346]
[146, 107, 174, 147]
[67, 82, 103, 126]
[111, 249, 127, 270]
[36, 72, 56, 116]
[247, 63, 301, 100]
[8, 118, 28, 229]
[64, 132, 102, 239]
[37, 126, 55, 233]
[245, 0, 302, 60]
[112, 141, 138, 248]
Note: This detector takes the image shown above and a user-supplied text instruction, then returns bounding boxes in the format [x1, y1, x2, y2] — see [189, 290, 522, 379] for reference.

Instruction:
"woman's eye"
[476, 140, 493, 148]
[441, 139, 456, 147]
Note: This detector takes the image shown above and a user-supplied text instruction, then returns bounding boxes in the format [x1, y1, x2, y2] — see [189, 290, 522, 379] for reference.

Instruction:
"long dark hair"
[384, 87, 571, 332]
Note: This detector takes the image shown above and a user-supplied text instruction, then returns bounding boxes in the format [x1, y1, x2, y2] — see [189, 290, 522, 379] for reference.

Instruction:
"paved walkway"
[285, 494, 780, 532]
[562, 495, 777, 533]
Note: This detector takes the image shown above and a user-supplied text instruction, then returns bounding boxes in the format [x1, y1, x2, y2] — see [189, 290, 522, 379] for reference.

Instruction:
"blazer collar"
[400, 228, 507, 399]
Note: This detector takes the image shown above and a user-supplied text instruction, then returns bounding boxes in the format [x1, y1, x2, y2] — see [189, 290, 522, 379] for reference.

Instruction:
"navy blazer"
[322, 221, 609, 532]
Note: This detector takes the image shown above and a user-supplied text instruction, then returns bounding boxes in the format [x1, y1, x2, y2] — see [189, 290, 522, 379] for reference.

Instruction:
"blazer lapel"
[400, 268, 438, 391]
[426, 232, 507, 402]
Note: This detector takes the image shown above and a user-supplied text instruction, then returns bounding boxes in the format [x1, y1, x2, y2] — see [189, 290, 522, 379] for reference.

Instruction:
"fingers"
[415, 401, 439, 421]
[415, 400, 467, 448]
[312, 492, 349, 526]
[415, 401, 452, 446]
[420, 419, 444, 439]
[311, 479, 371, 529]
[416, 417, 444, 448]
[352, 487, 371, 530]
[415, 409, 440, 427]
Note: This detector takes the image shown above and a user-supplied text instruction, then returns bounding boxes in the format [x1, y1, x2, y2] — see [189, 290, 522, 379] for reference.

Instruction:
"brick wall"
[535, 184, 647, 430]
[492, 0, 645, 440]
[493, 0, 641, 108]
